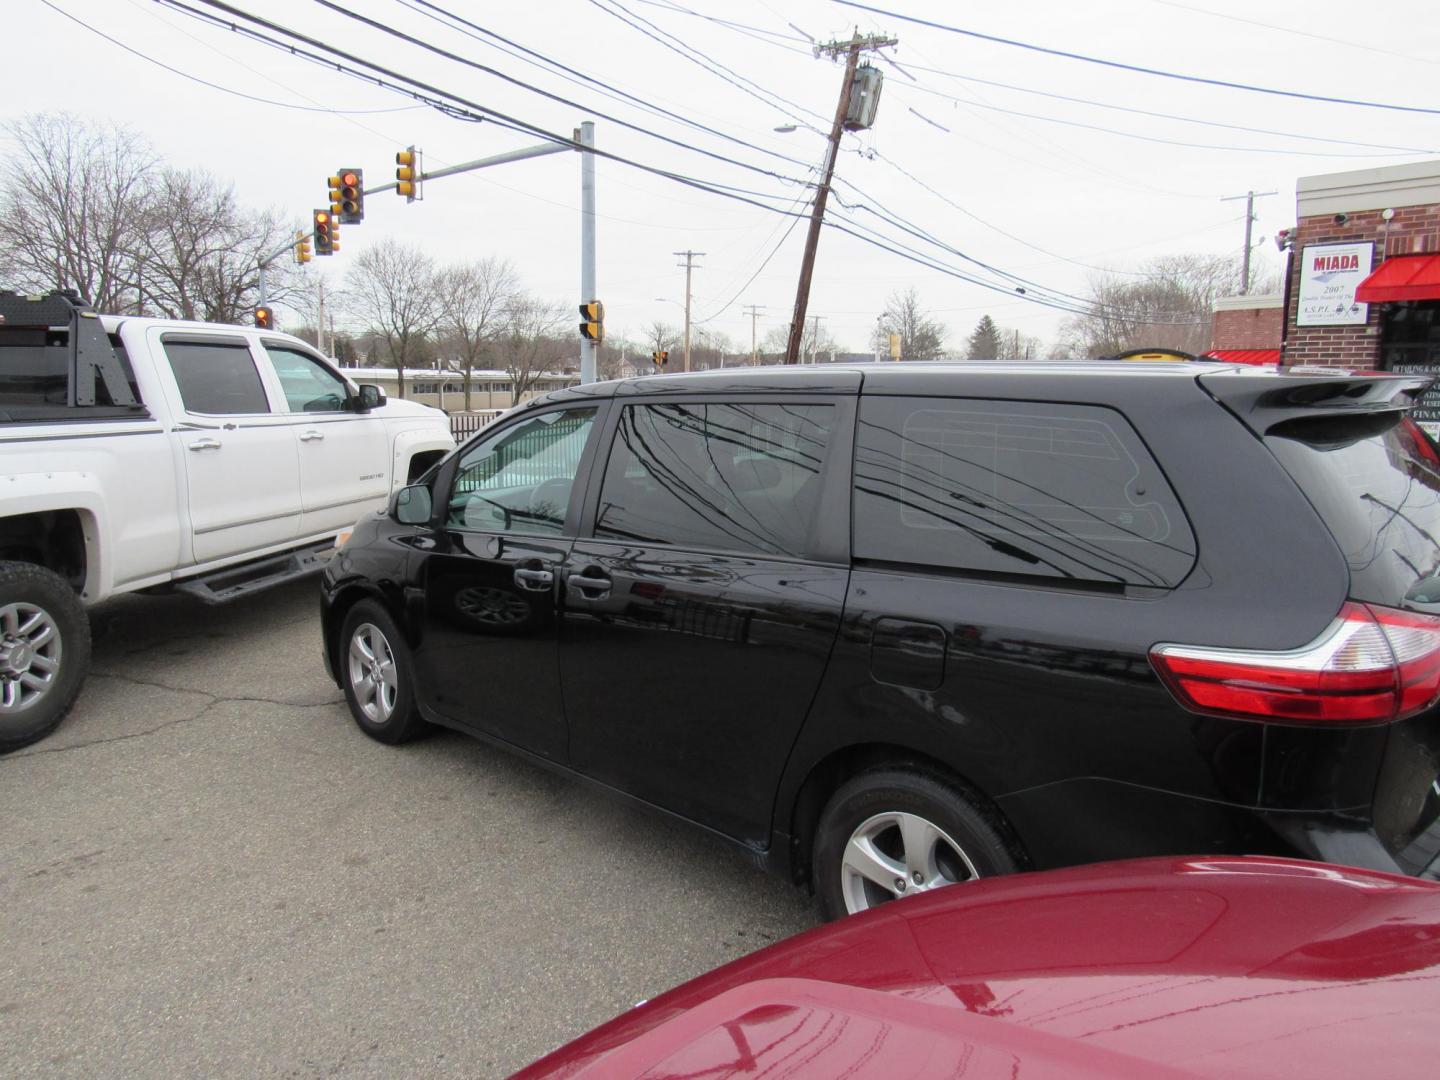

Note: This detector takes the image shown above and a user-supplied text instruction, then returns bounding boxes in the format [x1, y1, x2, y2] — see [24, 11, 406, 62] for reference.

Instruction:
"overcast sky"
[7, 0, 1439, 354]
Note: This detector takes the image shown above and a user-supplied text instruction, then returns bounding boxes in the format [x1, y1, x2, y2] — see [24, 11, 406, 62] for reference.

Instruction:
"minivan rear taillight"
[1150, 603, 1440, 725]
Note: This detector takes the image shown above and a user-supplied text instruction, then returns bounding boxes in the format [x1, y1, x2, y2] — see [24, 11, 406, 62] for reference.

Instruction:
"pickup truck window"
[264, 346, 349, 413]
[163, 340, 269, 415]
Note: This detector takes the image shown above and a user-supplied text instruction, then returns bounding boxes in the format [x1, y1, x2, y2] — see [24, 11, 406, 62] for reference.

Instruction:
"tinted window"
[853, 397, 1195, 588]
[448, 407, 597, 535]
[1267, 413, 1440, 607]
[164, 340, 269, 414]
[595, 403, 834, 558]
[0, 329, 67, 405]
[265, 346, 349, 413]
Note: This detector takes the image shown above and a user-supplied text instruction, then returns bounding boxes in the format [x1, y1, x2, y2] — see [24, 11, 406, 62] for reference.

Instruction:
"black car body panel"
[322, 362, 1440, 886]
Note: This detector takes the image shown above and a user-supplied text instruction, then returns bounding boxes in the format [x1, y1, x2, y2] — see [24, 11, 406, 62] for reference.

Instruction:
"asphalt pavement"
[0, 578, 817, 1077]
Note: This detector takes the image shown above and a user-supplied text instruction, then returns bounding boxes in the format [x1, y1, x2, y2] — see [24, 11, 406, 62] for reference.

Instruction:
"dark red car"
[513, 857, 1440, 1079]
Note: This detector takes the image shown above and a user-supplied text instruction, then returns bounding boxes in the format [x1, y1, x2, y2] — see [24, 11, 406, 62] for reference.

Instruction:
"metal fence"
[449, 410, 504, 441]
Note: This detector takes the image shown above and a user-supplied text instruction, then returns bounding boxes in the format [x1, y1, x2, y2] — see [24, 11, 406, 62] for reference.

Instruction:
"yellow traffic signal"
[336, 168, 364, 223]
[254, 305, 274, 330]
[578, 299, 604, 342]
[395, 146, 422, 202]
[313, 209, 337, 256]
[653, 350, 668, 368]
[293, 229, 312, 265]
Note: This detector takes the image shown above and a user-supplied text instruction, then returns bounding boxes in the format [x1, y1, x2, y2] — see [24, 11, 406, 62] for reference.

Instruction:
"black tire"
[812, 768, 1021, 921]
[0, 561, 90, 753]
[338, 599, 428, 745]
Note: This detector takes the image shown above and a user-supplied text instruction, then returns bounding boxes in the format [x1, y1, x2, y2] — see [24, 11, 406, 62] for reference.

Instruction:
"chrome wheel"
[0, 602, 62, 715]
[840, 811, 978, 915]
[347, 622, 398, 724]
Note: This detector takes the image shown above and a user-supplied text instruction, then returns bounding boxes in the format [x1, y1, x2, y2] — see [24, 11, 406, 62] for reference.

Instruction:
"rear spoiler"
[1197, 367, 1432, 437]
[0, 289, 139, 407]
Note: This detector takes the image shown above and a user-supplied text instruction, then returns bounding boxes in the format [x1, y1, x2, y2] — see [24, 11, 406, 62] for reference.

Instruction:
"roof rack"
[0, 289, 138, 407]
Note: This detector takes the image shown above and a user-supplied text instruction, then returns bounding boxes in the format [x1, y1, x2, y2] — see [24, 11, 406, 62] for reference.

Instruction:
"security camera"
[1334, 213, 1350, 226]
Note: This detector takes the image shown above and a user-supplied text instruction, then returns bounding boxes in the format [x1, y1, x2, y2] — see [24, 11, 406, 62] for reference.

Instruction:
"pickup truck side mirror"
[391, 483, 433, 525]
[355, 383, 386, 412]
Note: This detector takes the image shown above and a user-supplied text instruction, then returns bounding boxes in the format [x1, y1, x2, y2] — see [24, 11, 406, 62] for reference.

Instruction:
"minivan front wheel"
[813, 769, 1020, 920]
[340, 600, 426, 745]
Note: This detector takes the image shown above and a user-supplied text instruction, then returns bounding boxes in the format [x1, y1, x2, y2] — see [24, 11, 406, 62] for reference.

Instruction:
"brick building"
[1207, 294, 1282, 364]
[1283, 160, 1440, 373]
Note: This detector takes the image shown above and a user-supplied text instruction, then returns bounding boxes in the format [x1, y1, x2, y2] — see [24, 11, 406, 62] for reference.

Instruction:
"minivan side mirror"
[355, 383, 386, 412]
[392, 483, 433, 525]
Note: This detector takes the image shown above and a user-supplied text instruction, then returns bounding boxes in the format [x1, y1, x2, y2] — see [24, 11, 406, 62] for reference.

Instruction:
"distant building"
[1206, 294, 1282, 365]
[344, 367, 578, 412]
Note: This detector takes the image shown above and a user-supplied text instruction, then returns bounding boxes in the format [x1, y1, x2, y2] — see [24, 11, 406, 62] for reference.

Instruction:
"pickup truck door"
[259, 343, 389, 539]
[156, 332, 302, 565]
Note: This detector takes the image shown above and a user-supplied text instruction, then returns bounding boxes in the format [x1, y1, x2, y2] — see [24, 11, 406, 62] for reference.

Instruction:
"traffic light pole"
[362, 142, 570, 197]
[579, 121, 597, 385]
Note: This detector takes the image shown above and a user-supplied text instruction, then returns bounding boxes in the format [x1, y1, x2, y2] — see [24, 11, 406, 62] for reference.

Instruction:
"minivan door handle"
[513, 561, 555, 592]
[566, 565, 613, 601]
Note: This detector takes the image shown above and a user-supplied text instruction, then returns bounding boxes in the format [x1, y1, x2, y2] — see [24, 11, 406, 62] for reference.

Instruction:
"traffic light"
[395, 146, 422, 202]
[653, 350, 668, 368]
[254, 305, 274, 330]
[313, 209, 338, 256]
[334, 168, 364, 223]
[293, 229, 311, 265]
[578, 300, 604, 342]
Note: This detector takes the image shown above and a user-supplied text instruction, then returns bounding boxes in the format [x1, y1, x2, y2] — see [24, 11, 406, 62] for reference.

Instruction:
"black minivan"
[321, 362, 1440, 918]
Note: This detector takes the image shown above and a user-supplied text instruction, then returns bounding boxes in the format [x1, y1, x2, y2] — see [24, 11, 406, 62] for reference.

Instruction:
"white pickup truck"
[0, 289, 454, 751]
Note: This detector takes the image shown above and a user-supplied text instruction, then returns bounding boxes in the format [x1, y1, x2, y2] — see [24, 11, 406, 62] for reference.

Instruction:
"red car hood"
[512, 857, 1440, 1079]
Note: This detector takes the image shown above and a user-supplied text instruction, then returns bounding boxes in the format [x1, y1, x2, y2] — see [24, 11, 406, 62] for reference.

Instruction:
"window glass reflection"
[595, 403, 834, 558]
[448, 407, 597, 535]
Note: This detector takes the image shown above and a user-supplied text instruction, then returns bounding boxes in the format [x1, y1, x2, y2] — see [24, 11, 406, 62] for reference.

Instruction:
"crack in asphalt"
[1, 673, 345, 763]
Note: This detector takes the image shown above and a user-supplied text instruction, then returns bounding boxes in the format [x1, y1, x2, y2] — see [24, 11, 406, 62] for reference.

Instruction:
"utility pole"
[317, 276, 328, 356]
[1221, 189, 1277, 295]
[675, 250, 704, 372]
[744, 304, 765, 366]
[809, 314, 821, 364]
[785, 30, 897, 364]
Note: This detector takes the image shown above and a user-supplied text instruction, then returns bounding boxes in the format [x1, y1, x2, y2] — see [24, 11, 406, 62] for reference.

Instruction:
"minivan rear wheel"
[813, 769, 1019, 920]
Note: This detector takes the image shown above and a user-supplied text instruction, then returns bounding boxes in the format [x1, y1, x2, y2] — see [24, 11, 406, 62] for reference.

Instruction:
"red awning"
[1355, 254, 1440, 303]
[1203, 349, 1280, 365]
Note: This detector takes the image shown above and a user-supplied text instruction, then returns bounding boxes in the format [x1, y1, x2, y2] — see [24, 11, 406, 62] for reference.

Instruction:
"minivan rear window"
[852, 397, 1196, 588]
[1267, 414, 1440, 606]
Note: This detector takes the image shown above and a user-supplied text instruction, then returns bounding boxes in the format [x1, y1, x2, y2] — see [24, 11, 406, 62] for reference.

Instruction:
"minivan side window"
[594, 402, 834, 558]
[852, 397, 1195, 588]
[163, 339, 270, 415]
[448, 407, 598, 535]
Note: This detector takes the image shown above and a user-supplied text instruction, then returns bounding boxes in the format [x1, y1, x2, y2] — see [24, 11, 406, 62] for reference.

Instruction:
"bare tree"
[345, 239, 441, 398]
[1058, 254, 1238, 358]
[435, 256, 519, 411]
[497, 294, 570, 399]
[872, 287, 946, 361]
[645, 321, 677, 356]
[138, 169, 298, 323]
[0, 113, 154, 312]
[761, 321, 839, 363]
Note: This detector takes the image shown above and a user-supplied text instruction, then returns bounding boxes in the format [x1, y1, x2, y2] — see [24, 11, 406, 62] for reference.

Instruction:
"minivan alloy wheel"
[348, 622, 398, 724]
[841, 810, 978, 915]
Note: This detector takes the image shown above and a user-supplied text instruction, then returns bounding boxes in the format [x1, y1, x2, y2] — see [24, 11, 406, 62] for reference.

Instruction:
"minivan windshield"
[1267, 414, 1440, 607]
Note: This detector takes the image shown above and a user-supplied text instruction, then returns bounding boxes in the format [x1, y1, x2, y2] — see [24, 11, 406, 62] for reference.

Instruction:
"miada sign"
[1298, 241, 1373, 326]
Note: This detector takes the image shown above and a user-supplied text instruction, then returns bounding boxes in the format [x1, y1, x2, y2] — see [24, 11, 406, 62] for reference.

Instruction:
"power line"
[306, 0, 816, 191]
[878, 57, 1436, 154]
[886, 79, 1429, 158]
[38, 0, 420, 115]
[398, 0, 819, 173]
[835, 0, 1440, 116]
[587, 0, 830, 128]
[159, 0, 812, 211]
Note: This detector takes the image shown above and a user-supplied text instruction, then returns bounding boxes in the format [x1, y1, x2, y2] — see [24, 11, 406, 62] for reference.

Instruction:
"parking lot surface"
[0, 580, 817, 1077]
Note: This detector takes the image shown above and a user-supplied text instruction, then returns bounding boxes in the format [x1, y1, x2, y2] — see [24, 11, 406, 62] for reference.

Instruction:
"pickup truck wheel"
[340, 600, 427, 745]
[0, 561, 90, 753]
